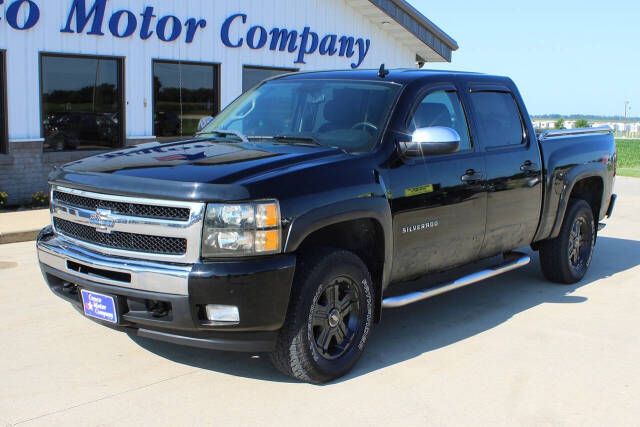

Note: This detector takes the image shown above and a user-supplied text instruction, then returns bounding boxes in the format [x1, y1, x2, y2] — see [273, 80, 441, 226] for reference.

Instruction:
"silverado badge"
[402, 220, 439, 234]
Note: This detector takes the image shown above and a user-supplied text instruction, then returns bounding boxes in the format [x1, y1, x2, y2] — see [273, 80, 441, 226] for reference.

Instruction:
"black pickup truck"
[37, 68, 617, 383]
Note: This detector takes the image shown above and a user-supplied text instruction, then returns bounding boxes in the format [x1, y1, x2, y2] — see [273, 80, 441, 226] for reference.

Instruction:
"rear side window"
[470, 91, 524, 147]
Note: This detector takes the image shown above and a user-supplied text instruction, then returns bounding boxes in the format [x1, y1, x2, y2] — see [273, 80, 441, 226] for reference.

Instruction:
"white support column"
[6, 46, 41, 140]
[219, 59, 243, 110]
[124, 52, 153, 139]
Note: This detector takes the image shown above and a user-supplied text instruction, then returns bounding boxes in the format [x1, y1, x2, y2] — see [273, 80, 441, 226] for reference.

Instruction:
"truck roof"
[274, 68, 509, 86]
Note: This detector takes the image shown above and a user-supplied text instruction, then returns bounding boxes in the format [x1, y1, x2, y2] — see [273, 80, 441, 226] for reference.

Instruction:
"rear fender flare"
[550, 164, 608, 239]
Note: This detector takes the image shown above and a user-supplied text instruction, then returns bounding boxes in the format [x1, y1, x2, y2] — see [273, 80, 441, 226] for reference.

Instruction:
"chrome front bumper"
[37, 231, 193, 296]
[37, 226, 297, 351]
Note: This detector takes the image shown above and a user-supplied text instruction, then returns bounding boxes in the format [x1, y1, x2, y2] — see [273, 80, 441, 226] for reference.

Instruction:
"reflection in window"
[242, 66, 297, 93]
[41, 55, 123, 152]
[153, 61, 218, 140]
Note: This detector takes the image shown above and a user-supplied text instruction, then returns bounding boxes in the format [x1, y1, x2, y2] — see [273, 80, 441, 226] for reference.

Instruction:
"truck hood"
[59, 138, 348, 186]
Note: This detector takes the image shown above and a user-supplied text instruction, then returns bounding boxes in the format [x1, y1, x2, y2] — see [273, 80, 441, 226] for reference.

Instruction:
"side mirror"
[399, 126, 460, 157]
[197, 116, 214, 133]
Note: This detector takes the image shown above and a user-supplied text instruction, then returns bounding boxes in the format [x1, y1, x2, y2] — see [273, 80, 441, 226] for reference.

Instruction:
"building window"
[41, 54, 124, 152]
[0, 51, 6, 154]
[242, 66, 297, 93]
[153, 61, 219, 139]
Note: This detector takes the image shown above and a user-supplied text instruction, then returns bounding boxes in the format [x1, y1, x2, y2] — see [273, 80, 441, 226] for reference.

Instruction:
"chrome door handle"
[461, 170, 485, 184]
[520, 161, 539, 173]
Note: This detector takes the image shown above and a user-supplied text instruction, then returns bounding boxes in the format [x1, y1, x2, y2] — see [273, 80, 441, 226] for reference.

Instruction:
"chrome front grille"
[51, 186, 205, 263]
[53, 218, 188, 255]
[53, 191, 191, 221]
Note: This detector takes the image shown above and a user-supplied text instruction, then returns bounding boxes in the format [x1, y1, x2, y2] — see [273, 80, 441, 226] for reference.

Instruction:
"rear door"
[465, 85, 543, 257]
[389, 84, 487, 281]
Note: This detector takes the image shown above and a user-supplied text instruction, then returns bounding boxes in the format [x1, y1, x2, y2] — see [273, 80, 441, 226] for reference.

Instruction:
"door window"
[470, 91, 525, 147]
[409, 90, 472, 151]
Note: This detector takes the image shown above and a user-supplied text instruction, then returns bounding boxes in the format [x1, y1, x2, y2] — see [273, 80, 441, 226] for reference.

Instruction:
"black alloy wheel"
[270, 248, 374, 383]
[540, 199, 595, 284]
[310, 276, 361, 360]
[568, 217, 589, 269]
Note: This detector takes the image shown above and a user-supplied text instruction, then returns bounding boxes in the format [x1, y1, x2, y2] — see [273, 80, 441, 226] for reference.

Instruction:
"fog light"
[205, 304, 240, 324]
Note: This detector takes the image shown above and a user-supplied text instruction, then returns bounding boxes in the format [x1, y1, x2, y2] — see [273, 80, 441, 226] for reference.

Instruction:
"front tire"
[539, 199, 596, 284]
[270, 248, 374, 383]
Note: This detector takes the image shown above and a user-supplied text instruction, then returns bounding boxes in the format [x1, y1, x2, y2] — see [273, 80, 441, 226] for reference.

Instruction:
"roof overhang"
[346, 0, 458, 62]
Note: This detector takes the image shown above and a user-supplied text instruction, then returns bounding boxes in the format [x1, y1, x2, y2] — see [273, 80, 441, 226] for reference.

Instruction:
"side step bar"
[382, 253, 531, 309]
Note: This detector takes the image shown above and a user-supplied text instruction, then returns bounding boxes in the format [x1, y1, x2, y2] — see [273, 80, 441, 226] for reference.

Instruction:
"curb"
[0, 229, 41, 245]
[0, 208, 50, 245]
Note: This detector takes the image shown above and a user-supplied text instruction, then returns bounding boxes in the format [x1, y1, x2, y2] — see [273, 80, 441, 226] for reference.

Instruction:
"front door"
[389, 86, 487, 282]
[466, 87, 543, 257]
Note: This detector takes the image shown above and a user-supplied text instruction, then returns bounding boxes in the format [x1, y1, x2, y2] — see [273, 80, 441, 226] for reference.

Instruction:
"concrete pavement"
[0, 209, 49, 244]
[0, 178, 639, 426]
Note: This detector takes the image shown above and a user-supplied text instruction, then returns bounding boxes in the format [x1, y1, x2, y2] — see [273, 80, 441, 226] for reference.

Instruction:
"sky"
[412, 0, 639, 117]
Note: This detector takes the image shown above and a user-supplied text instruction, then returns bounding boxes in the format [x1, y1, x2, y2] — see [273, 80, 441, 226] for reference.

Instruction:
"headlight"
[202, 201, 281, 257]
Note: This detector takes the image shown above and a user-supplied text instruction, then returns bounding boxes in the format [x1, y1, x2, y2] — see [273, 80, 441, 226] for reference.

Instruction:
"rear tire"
[539, 199, 596, 284]
[270, 248, 374, 383]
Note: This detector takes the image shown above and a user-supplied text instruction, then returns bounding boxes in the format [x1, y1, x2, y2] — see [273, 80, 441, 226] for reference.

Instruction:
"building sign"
[220, 13, 371, 68]
[1, 0, 40, 30]
[0, 0, 372, 68]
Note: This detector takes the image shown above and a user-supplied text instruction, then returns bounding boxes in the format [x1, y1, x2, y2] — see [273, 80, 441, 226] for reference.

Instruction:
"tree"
[574, 118, 590, 128]
[554, 118, 566, 130]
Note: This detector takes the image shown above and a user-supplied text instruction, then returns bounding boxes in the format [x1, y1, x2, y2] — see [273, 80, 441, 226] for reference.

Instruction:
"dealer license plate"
[80, 289, 118, 324]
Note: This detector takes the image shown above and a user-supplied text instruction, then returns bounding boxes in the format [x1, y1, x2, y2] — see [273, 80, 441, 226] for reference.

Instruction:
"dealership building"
[0, 0, 457, 204]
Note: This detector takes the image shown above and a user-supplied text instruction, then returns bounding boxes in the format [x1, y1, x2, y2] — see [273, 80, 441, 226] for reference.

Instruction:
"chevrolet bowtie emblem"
[89, 208, 116, 233]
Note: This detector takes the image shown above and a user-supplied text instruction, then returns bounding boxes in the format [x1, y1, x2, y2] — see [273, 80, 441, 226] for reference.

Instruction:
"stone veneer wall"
[0, 138, 153, 205]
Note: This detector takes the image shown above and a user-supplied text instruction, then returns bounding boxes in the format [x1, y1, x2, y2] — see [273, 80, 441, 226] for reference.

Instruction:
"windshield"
[200, 79, 402, 152]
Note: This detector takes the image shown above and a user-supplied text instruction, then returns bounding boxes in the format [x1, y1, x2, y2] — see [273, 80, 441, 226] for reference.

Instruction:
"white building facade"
[0, 0, 457, 203]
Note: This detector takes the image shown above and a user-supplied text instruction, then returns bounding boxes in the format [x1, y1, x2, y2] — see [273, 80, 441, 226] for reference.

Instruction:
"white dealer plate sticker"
[81, 289, 118, 324]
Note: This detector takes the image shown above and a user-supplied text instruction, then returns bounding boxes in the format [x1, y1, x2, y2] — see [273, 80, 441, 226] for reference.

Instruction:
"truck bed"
[534, 126, 616, 242]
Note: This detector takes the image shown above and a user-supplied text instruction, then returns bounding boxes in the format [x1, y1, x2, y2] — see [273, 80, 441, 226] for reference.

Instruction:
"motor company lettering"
[0, 0, 372, 68]
[220, 13, 371, 68]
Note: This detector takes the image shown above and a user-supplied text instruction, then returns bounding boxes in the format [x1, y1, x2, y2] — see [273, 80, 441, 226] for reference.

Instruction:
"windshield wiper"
[257, 135, 324, 146]
[196, 129, 249, 142]
[254, 135, 349, 152]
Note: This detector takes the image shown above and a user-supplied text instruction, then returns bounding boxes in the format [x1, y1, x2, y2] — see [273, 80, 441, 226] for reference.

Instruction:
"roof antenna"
[378, 63, 389, 78]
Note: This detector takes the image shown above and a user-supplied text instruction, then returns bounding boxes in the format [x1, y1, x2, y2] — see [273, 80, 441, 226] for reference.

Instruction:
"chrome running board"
[382, 252, 531, 309]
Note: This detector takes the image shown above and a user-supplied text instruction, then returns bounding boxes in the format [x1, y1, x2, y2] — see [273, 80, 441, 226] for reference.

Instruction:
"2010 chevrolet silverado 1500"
[37, 68, 617, 383]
